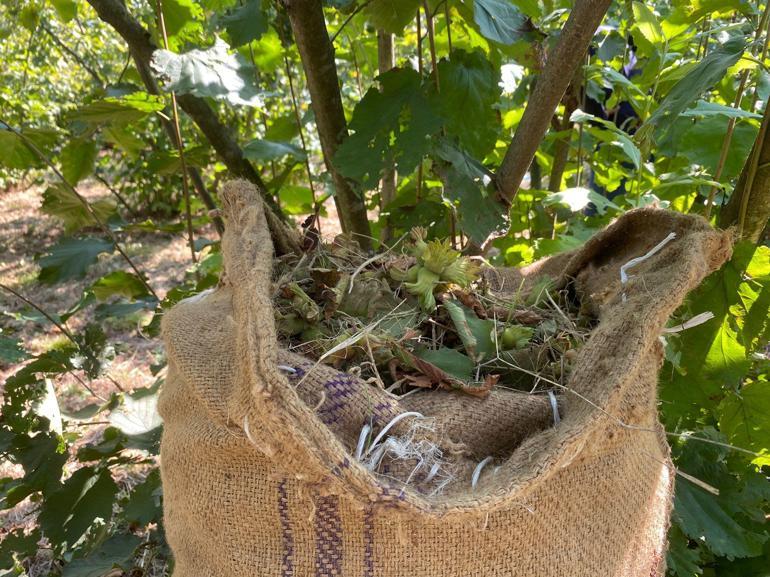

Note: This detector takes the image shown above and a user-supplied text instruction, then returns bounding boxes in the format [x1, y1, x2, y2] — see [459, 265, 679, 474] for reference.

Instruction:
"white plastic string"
[620, 232, 677, 301]
[548, 390, 561, 425]
[472, 456, 494, 490]
[355, 423, 371, 461]
[364, 411, 425, 457]
[662, 311, 715, 333]
[179, 288, 215, 305]
[243, 415, 256, 445]
[424, 462, 441, 483]
[277, 365, 297, 373]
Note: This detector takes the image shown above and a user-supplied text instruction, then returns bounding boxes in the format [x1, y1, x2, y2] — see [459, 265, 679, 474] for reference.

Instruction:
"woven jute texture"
[158, 180, 732, 577]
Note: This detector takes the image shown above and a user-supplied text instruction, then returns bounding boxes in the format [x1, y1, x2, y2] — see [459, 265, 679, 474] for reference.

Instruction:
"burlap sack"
[158, 180, 732, 577]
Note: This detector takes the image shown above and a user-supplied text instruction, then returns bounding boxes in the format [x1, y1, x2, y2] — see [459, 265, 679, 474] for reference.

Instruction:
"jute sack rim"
[165, 179, 732, 519]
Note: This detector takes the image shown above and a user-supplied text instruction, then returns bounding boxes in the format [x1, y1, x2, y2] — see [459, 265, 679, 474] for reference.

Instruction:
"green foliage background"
[0, 0, 768, 575]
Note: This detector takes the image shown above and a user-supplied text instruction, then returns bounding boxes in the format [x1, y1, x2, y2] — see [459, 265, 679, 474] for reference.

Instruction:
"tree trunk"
[284, 0, 372, 249]
[719, 100, 770, 243]
[86, 0, 301, 255]
[377, 30, 397, 242]
[497, 0, 612, 202]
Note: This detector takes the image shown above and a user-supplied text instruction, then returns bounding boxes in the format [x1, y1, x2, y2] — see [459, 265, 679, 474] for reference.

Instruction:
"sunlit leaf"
[0, 127, 59, 170]
[632, 2, 665, 49]
[41, 184, 116, 233]
[718, 377, 770, 466]
[91, 271, 151, 301]
[71, 93, 166, 124]
[51, 0, 77, 21]
[151, 38, 264, 107]
[543, 186, 620, 214]
[162, 0, 204, 51]
[472, 0, 530, 45]
[363, 0, 420, 34]
[61, 138, 98, 185]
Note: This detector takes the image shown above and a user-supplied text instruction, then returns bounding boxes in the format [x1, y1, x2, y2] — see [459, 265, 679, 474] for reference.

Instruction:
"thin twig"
[0, 283, 75, 342]
[284, 55, 317, 206]
[705, 2, 770, 217]
[329, 0, 373, 44]
[738, 99, 770, 237]
[41, 23, 103, 85]
[155, 0, 197, 270]
[93, 171, 138, 217]
[0, 283, 125, 394]
[444, 1, 452, 52]
[1, 118, 159, 301]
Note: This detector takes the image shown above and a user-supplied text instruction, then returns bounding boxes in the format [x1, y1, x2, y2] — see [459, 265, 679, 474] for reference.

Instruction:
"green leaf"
[647, 35, 746, 129]
[436, 49, 501, 158]
[444, 300, 496, 362]
[662, 115, 757, 181]
[219, 0, 268, 47]
[473, 0, 530, 45]
[363, 0, 420, 34]
[62, 534, 141, 577]
[632, 2, 665, 48]
[91, 271, 151, 301]
[151, 38, 264, 107]
[41, 184, 116, 233]
[0, 528, 40, 570]
[4, 432, 67, 505]
[414, 347, 475, 381]
[123, 469, 162, 525]
[335, 67, 442, 190]
[242, 139, 306, 162]
[674, 477, 767, 558]
[110, 388, 162, 438]
[681, 100, 761, 119]
[570, 109, 641, 169]
[0, 127, 59, 170]
[542, 186, 620, 214]
[672, 429, 770, 560]
[71, 93, 166, 124]
[0, 528, 40, 576]
[440, 160, 507, 245]
[37, 237, 114, 284]
[61, 138, 98, 185]
[718, 377, 770, 466]
[0, 335, 27, 365]
[50, 0, 78, 21]
[666, 524, 704, 577]
[103, 125, 145, 157]
[278, 185, 314, 215]
[161, 0, 205, 51]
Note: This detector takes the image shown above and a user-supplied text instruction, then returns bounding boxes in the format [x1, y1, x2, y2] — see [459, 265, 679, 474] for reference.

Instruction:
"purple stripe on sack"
[371, 402, 397, 426]
[277, 480, 295, 577]
[330, 457, 350, 478]
[318, 375, 356, 425]
[314, 495, 343, 577]
[363, 507, 375, 577]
